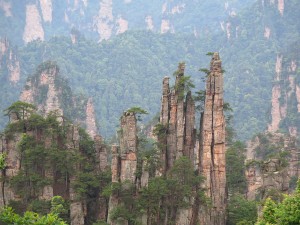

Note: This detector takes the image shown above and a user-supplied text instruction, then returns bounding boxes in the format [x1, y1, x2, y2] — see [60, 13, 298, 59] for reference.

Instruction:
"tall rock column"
[199, 52, 227, 225]
[119, 112, 137, 183]
[175, 63, 186, 159]
[157, 63, 196, 175]
[107, 112, 138, 225]
[157, 77, 170, 175]
[68, 125, 86, 225]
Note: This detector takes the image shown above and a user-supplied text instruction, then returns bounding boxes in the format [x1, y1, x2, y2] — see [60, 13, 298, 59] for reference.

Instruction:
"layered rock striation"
[155, 54, 227, 225]
[198, 53, 227, 225]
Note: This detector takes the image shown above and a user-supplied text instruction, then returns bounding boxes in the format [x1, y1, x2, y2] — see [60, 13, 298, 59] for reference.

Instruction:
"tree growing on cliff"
[256, 180, 300, 225]
[4, 101, 36, 122]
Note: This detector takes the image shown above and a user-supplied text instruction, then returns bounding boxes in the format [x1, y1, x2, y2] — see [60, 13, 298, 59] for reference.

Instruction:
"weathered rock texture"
[39, 0, 53, 23]
[245, 132, 299, 200]
[198, 52, 227, 225]
[268, 53, 300, 136]
[107, 112, 138, 225]
[1, 111, 107, 225]
[94, 0, 114, 41]
[155, 55, 226, 225]
[85, 98, 98, 138]
[20, 61, 99, 134]
[0, 134, 22, 207]
[23, 4, 44, 43]
[157, 64, 196, 176]
[0, 37, 20, 84]
[119, 112, 138, 183]
[0, 61, 108, 225]
[20, 61, 63, 116]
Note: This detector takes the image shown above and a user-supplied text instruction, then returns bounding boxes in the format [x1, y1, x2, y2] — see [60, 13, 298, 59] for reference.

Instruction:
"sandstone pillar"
[199, 52, 227, 225]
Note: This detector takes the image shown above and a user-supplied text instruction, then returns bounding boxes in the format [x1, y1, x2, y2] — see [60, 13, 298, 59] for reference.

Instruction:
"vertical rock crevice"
[199, 52, 226, 225]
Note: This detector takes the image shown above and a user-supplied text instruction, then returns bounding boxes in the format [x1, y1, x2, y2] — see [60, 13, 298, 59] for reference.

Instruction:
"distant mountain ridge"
[0, 0, 255, 44]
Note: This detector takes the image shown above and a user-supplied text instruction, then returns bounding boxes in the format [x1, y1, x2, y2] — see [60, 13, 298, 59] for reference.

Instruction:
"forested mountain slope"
[0, 0, 299, 140]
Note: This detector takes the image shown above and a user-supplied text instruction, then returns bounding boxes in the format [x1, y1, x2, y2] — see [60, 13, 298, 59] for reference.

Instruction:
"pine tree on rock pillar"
[199, 52, 227, 225]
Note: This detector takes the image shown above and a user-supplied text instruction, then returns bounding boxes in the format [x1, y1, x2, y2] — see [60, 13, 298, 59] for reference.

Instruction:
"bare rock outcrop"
[0, 38, 20, 84]
[94, 0, 114, 41]
[245, 132, 300, 200]
[23, 4, 44, 43]
[157, 63, 196, 175]
[39, 0, 53, 22]
[107, 112, 138, 225]
[268, 54, 300, 136]
[199, 52, 227, 225]
[20, 62, 63, 117]
[85, 98, 98, 139]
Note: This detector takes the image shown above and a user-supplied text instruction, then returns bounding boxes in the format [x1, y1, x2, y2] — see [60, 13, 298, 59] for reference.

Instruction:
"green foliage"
[199, 68, 210, 76]
[28, 200, 51, 216]
[254, 133, 288, 165]
[125, 106, 148, 121]
[0, 153, 6, 170]
[0, 207, 67, 225]
[226, 141, 248, 194]
[174, 75, 195, 100]
[153, 123, 168, 139]
[50, 196, 68, 216]
[256, 180, 300, 225]
[126, 107, 148, 115]
[4, 101, 36, 121]
[194, 90, 206, 112]
[206, 52, 214, 56]
[107, 157, 205, 224]
[2, 102, 104, 223]
[93, 221, 109, 225]
[227, 194, 257, 225]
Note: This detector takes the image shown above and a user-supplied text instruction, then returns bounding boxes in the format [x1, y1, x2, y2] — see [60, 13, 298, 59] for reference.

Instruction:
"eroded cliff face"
[245, 132, 299, 201]
[268, 53, 299, 136]
[23, 4, 44, 43]
[19, 61, 99, 134]
[94, 0, 114, 41]
[39, 0, 53, 22]
[0, 38, 20, 84]
[20, 62, 63, 116]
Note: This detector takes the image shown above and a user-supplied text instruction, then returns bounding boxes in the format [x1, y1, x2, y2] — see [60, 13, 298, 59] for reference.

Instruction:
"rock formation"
[157, 63, 196, 175]
[198, 52, 227, 225]
[0, 37, 20, 84]
[107, 111, 138, 225]
[23, 4, 44, 43]
[155, 54, 226, 225]
[0, 61, 108, 225]
[246, 132, 299, 200]
[20, 61, 99, 134]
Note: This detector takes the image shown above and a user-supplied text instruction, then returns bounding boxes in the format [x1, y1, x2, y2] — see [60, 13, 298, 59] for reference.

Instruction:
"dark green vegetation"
[225, 118, 258, 224]
[1, 101, 111, 224]
[105, 157, 206, 225]
[0, 196, 67, 225]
